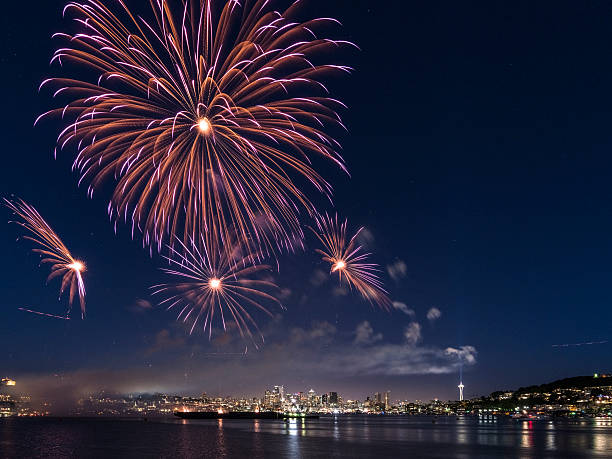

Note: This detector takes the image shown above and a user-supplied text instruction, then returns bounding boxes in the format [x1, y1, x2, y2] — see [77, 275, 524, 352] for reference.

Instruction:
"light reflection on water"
[593, 418, 612, 452]
[455, 417, 469, 445]
[545, 421, 556, 451]
[234, 415, 612, 457]
[216, 418, 227, 457]
[333, 416, 340, 441]
[235, 415, 612, 455]
[520, 420, 534, 448]
[3, 416, 612, 458]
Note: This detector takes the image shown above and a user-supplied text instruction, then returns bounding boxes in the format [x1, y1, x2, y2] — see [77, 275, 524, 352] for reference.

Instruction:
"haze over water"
[2, 416, 612, 458]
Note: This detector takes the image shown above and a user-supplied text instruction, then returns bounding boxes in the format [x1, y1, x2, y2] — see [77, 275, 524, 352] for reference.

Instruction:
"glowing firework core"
[198, 117, 212, 135]
[68, 261, 85, 272]
[332, 260, 346, 272]
[209, 278, 221, 290]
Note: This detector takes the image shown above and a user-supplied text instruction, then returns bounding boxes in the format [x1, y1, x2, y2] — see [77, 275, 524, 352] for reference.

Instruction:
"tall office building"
[307, 389, 317, 405]
[273, 385, 285, 402]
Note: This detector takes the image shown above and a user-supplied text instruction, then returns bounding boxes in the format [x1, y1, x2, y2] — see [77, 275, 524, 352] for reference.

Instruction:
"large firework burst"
[152, 237, 282, 343]
[4, 198, 86, 318]
[310, 213, 391, 309]
[38, 0, 354, 256]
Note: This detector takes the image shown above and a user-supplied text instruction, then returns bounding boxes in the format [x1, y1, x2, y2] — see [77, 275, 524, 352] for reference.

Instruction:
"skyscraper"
[264, 390, 272, 408]
[273, 385, 285, 402]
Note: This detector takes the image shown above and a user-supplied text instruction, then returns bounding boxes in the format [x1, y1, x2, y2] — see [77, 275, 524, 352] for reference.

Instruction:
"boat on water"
[174, 411, 319, 420]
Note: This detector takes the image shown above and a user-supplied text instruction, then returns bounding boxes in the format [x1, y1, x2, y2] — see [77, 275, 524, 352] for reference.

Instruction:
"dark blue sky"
[2, 0, 612, 403]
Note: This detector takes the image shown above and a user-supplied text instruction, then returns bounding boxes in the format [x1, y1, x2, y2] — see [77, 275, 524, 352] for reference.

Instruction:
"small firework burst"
[152, 237, 282, 344]
[4, 197, 86, 318]
[310, 213, 390, 309]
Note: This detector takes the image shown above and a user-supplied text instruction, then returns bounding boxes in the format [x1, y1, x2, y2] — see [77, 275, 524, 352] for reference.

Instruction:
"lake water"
[2, 415, 612, 458]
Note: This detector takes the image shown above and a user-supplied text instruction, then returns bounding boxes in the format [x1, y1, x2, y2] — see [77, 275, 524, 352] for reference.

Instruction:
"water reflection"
[284, 419, 300, 457]
[456, 416, 469, 445]
[593, 433, 611, 452]
[286, 418, 298, 436]
[545, 421, 556, 451]
[595, 418, 612, 427]
[251, 420, 265, 459]
[7, 416, 612, 458]
[216, 419, 227, 456]
[172, 414, 612, 457]
[593, 418, 612, 452]
[520, 420, 534, 448]
[361, 419, 371, 442]
[333, 417, 340, 440]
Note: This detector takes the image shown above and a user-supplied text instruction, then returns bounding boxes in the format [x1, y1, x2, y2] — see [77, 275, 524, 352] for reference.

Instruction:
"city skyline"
[4, 373, 611, 419]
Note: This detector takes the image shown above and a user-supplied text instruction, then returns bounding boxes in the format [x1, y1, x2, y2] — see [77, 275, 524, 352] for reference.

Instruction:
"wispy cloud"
[392, 301, 415, 317]
[403, 322, 422, 345]
[327, 343, 476, 377]
[357, 227, 375, 247]
[427, 307, 442, 321]
[128, 298, 153, 314]
[387, 259, 407, 282]
[146, 329, 186, 355]
[354, 321, 383, 344]
[290, 321, 336, 344]
[310, 269, 328, 287]
[278, 288, 293, 300]
[444, 346, 477, 365]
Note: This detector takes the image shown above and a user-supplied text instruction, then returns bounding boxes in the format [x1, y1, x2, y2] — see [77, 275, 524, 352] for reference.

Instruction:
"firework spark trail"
[151, 236, 282, 345]
[18, 307, 70, 320]
[4, 198, 86, 318]
[309, 213, 391, 309]
[552, 340, 608, 348]
[38, 0, 355, 258]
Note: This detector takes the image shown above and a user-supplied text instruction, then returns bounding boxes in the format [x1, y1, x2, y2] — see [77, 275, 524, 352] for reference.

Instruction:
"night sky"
[2, 0, 612, 405]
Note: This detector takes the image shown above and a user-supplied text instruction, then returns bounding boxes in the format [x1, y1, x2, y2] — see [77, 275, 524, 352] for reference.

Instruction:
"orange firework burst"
[310, 213, 391, 309]
[4, 198, 86, 318]
[151, 237, 282, 343]
[38, 0, 355, 256]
